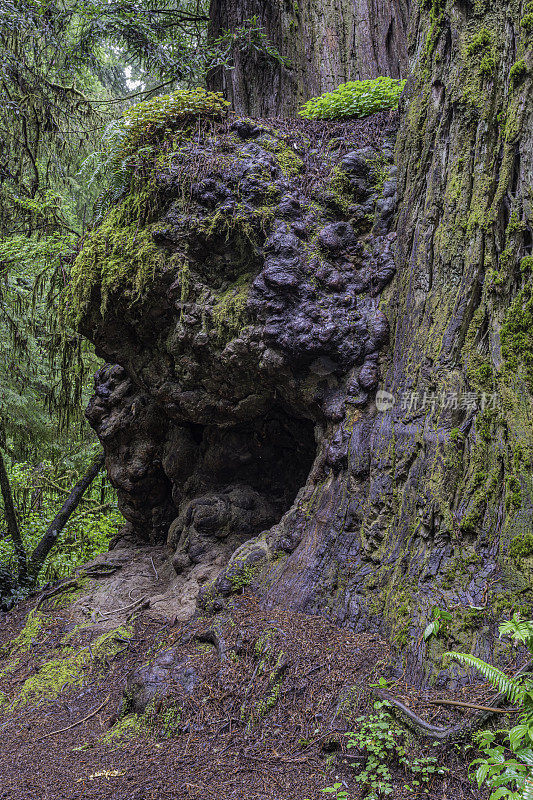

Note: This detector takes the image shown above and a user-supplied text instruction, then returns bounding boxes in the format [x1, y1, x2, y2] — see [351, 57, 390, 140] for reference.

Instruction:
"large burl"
[80, 113, 398, 628]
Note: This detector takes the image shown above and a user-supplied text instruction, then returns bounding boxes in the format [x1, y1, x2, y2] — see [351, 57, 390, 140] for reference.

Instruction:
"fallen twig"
[426, 699, 519, 714]
[98, 596, 149, 616]
[34, 695, 110, 741]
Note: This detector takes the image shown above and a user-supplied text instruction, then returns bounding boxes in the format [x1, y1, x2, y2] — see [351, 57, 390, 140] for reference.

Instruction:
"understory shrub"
[115, 88, 230, 159]
[299, 78, 406, 120]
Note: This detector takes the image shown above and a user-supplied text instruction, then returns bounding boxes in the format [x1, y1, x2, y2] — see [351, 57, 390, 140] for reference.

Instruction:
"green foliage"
[446, 615, 533, 799]
[470, 732, 533, 800]
[447, 651, 523, 704]
[299, 78, 406, 120]
[344, 701, 447, 797]
[423, 606, 454, 641]
[0, 229, 98, 443]
[115, 89, 230, 160]
[305, 783, 349, 800]
[321, 784, 349, 800]
[0, 457, 122, 588]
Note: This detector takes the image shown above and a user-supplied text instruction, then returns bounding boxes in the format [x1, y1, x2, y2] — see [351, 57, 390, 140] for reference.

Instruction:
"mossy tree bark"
[259, 0, 533, 683]
[208, 0, 410, 116]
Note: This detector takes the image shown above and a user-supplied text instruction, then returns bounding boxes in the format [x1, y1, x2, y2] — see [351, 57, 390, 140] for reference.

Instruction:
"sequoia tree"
[208, 0, 410, 115]
[74, 0, 533, 686]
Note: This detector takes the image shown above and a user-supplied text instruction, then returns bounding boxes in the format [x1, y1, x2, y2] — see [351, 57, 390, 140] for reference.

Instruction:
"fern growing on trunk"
[446, 615, 533, 799]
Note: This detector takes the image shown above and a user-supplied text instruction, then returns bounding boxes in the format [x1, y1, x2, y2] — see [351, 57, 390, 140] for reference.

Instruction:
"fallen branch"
[98, 596, 149, 617]
[426, 699, 519, 714]
[374, 659, 533, 740]
[74, 502, 111, 519]
[34, 694, 110, 741]
[42, 479, 102, 505]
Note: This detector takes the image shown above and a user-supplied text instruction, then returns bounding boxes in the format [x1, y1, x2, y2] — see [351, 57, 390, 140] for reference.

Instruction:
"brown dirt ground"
[0, 584, 502, 800]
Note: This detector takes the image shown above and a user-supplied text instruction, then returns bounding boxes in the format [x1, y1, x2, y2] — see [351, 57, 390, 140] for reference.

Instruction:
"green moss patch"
[212, 276, 250, 340]
[116, 89, 229, 160]
[510, 532, 533, 560]
[66, 189, 170, 321]
[4, 624, 133, 712]
[501, 286, 533, 392]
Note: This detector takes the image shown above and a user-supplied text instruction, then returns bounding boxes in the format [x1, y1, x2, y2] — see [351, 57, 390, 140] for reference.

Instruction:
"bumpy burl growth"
[79, 103, 405, 665]
[66, 90, 231, 322]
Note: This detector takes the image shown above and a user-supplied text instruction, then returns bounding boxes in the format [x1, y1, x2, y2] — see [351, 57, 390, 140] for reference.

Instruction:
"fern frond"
[446, 652, 523, 705]
[499, 615, 533, 651]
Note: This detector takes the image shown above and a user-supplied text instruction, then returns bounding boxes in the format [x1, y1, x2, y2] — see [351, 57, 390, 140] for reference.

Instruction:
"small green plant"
[424, 606, 453, 640]
[446, 614, 533, 799]
[321, 784, 349, 800]
[299, 77, 406, 120]
[344, 701, 447, 797]
[304, 784, 349, 800]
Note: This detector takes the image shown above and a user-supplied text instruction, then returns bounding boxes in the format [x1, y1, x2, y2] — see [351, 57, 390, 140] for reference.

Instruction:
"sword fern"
[446, 613, 533, 799]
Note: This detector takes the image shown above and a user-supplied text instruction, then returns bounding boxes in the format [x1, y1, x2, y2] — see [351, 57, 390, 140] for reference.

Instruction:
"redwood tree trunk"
[208, 0, 410, 116]
[258, 0, 533, 681]
[79, 0, 533, 688]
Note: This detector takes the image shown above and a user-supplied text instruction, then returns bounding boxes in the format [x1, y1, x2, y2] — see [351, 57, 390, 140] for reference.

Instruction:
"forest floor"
[0, 553, 497, 800]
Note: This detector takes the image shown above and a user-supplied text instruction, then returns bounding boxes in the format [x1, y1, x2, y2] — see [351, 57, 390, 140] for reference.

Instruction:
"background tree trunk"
[208, 0, 410, 116]
[0, 448, 27, 582]
[29, 453, 105, 579]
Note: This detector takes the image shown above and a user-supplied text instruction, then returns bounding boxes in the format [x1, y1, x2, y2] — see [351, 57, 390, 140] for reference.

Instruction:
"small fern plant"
[446, 614, 533, 800]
